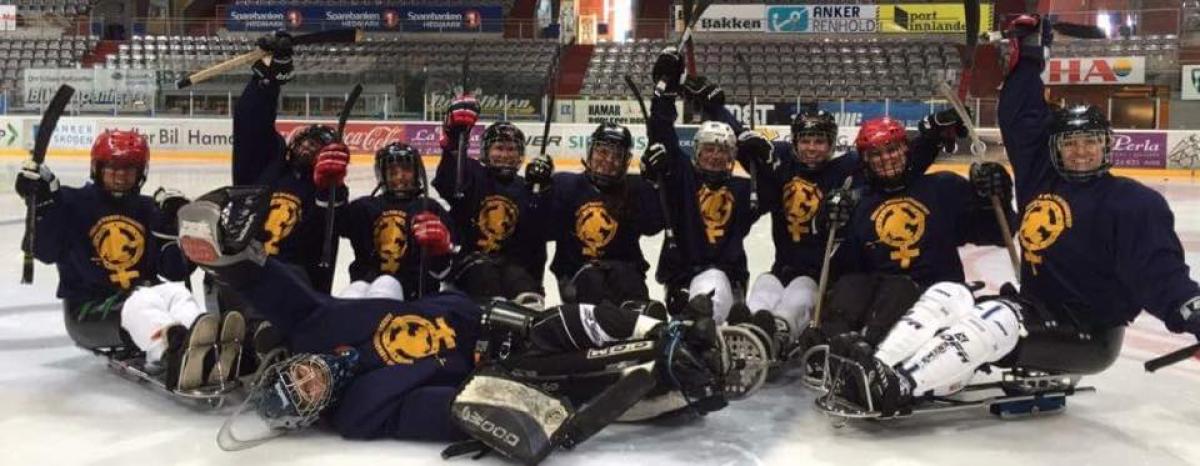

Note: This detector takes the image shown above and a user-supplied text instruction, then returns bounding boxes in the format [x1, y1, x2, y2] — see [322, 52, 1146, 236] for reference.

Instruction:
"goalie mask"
[692, 121, 737, 187]
[482, 121, 526, 183]
[1049, 104, 1113, 183]
[856, 117, 910, 193]
[584, 123, 634, 190]
[791, 110, 837, 171]
[374, 142, 427, 200]
[217, 350, 358, 451]
[286, 125, 337, 174]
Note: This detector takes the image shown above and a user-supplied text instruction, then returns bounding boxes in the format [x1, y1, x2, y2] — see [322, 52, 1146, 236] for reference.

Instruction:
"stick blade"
[293, 27, 363, 46]
[1051, 22, 1108, 39]
[31, 84, 75, 163]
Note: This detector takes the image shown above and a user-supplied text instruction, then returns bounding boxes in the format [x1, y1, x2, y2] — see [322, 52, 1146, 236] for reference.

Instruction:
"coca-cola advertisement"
[276, 121, 407, 154]
[1110, 131, 1167, 168]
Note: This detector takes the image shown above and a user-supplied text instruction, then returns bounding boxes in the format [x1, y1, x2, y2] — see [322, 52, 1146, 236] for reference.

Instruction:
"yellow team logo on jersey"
[575, 201, 618, 258]
[373, 313, 457, 365]
[1019, 194, 1073, 276]
[698, 185, 734, 244]
[871, 197, 930, 269]
[782, 177, 823, 241]
[476, 195, 518, 253]
[374, 211, 409, 273]
[264, 192, 302, 255]
[89, 215, 146, 289]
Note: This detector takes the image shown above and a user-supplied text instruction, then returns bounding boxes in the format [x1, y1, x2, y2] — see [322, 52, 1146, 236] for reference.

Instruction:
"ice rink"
[2, 158, 1199, 466]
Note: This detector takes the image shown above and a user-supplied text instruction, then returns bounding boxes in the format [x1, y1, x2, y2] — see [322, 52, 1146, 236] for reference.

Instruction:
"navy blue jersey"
[232, 78, 346, 291]
[337, 194, 455, 299]
[834, 168, 1014, 288]
[1000, 45, 1200, 330]
[540, 172, 664, 278]
[31, 184, 190, 301]
[432, 147, 548, 283]
[648, 95, 761, 285]
[229, 258, 480, 441]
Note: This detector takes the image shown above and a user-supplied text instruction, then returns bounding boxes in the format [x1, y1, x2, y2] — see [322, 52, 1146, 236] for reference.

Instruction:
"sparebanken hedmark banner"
[878, 3, 995, 34]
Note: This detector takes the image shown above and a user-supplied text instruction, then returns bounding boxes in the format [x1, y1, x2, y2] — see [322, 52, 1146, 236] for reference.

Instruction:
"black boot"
[831, 333, 913, 417]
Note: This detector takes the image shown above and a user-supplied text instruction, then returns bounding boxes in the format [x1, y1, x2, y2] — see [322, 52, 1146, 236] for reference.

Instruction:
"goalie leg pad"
[451, 370, 573, 465]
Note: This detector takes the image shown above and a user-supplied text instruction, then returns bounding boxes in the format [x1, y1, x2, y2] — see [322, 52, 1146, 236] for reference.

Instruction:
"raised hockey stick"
[532, 39, 568, 195]
[657, 0, 713, 96]
[318, 83, 362, 269]
[734, 52, 759, 212]
[453, 41, 475, 199]
[1145, 341, 1200, 373]
[21, 84, 74, 284]
[810, 177, 853, 329]
[624, 74, 676, 252]
[176, 28, 363, 89]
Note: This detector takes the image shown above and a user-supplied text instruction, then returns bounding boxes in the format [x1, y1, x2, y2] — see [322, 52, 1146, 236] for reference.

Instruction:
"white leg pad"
[688, 268, 734, 324]
[875, 282, 976, 367]
[366, 275, 405, 301]
[745, 273, 784, 314]
[900, 300, 1022, 395]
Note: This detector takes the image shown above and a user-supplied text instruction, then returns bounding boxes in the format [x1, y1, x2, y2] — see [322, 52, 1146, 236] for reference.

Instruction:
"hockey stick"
[176, 28, 363, 89]
[982, 20, 1107, 43]
[624, 74, 676, 252]
[453, 41, 475, 199]
[21, 84, 74, 285]
[810, 177, 853, 329]
[734, 52, 759, 213]
[657, 0, 713, 96]
[532, 39, 568, 195]
[318, 83, 362, 269]
[1145, 341, 1200, 373]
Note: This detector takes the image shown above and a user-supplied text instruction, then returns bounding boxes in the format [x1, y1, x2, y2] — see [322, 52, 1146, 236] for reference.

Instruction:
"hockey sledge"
[89, 346, 241, 410]
[813, 351, 1094, 426]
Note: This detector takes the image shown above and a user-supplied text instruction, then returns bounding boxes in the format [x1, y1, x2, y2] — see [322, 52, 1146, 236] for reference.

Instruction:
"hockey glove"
[737, 130, 775, 168]
[820, 187, 859, 233]
[413, 212, 453, 256]
[682, 76, 725, 110]
[1178, 297, 1200, 338]
[1000, 14, 1049, 77]
[918, 108, 968, 154]
[178, 186, 272, 286]
[525, 155, 554, 191]
[15, 159, 59, 208]
[252, 31, 294, 87]
[969, 162, 1013, 205]
[312, 142, 350, 190]
[651, 47, 684, 98]
[441, 94, 480, 150]
[640, 143, 668, 181]
[153, 187, 190, 239]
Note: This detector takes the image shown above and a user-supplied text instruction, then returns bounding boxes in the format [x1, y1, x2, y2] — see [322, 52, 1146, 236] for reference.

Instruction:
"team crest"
[782, 177, 822, 241]
[698, 185, 734, 244]
[871, 197, 930, 269]
[575, 201, 618, 258]
[89, 215, 146, 289]
[373, 312, 457, 365]
[476, 195, 518, 253]
[264, 192, 302, 255]
[374, 211, 409, 273]
[1019, 194, 1073, 275]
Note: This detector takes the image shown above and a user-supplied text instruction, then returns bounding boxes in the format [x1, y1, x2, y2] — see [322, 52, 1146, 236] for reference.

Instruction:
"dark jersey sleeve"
[433, 144, 483, 203]
[998, 45, 1055, 203]
[1111, 183, 1200, 332]
[232, 78, 286, 186]
[30, 187, 72, 265]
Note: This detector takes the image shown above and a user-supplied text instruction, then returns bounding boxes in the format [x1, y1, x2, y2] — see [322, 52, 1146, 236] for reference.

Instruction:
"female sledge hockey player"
[536, 122, 665, 307]
[823, 15, 1200, 418]
[175, 186, 730, 465]
[17, 129, 242, 392]
[232, 30, 350, 294]
[433, 94, 549, 308]
[336, 141, 456, 301]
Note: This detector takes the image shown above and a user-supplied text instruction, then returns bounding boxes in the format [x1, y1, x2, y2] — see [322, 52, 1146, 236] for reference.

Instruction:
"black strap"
[440, 439, 490, 461]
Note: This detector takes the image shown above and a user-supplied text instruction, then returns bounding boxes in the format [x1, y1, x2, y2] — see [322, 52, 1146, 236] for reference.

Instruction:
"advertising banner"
[23, 69, 158, 113]
[674, 4, 766, 32]
[428, 93, 540, 118]
[1181, 65, 1200, 100]
[226, 5, 503, 33]
[878, 3, 995, 34]
[0, 5, 15, 31]
[557, 99, 683, 125]
[765, 5, 879, 34]
[1042, 56, 1145, 85]
[1110, 131, 1167, 168]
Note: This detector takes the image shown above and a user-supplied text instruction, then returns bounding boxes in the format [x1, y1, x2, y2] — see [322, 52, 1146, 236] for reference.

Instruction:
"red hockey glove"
[413, 212, 453, 256]
[313, 142, 350, 190]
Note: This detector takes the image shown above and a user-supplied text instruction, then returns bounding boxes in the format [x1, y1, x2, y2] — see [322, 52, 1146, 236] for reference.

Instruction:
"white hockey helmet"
[692, 121, 737, 185]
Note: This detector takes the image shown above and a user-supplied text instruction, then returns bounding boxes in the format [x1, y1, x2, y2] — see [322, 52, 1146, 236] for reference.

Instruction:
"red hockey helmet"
[856, 118, 910, 191]
[854, 117, 907, 155]
[91, 129, 149, 193]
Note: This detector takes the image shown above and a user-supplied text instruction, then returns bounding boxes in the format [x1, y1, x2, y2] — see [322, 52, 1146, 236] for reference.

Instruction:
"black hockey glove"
[736, 130, 775, 168]
[651, 47, 684, 98]
[682, 76, 725, 110]
[918, 108, 968, 155]
[969, 162, 1013, 205]
[641, 143, 668, 180]
[525, 155, 554, 191]
[14, 159, 59, 208]
[819, 187, 859, 234]
[153, 187, 190, 239]
[252, 31, 294, 87]
[1179, 297, 1200, 338]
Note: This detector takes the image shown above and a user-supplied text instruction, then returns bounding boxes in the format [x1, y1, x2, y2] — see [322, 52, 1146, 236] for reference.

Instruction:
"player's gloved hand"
[682, 76, 725, 109]
[640, 143, 668, 180]
[153, 187, 190, 239]
[737, 130, 775, 168]
[919, 108, 968, 154]
[312, 142, 350, 190]
[413, 212, 453, 256]
[821, 187, 859, 230]
[15, 159, 59, 207]
[1000, 14, 1048, 77]
[440, 94, 480, 150]
[651, 46, 684, 98]
[525, 155, 554, 191]
[252, 30, 294, 87]
[1177, 297, 1200, 338]
[969, 162, 1013, 204]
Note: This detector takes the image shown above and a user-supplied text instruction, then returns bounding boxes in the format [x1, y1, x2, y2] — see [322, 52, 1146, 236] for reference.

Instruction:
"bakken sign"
[1042, 56, 1146, 85]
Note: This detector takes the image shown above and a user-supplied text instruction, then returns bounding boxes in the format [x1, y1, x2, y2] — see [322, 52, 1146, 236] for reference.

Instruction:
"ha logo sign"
[1042, 56, 1145, 85]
